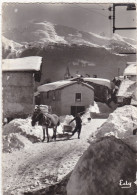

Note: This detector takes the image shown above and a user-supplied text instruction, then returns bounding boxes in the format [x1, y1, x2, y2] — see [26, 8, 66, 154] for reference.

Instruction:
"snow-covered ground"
[2, 101, 117, 194]
[67, 105, 137, 195]
[3, 102, 136, 194]
[3, 102, 113, 153]
[3, 118, 106, 194]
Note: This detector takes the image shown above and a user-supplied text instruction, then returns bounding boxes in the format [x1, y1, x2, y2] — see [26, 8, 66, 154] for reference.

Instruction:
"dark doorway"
[71, 106, 85, 116]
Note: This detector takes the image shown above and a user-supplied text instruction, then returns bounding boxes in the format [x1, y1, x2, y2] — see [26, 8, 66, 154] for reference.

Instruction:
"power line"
[73, 4, 108, 18]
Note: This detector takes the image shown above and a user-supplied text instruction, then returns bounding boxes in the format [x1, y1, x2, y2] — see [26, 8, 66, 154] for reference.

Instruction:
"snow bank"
[67, 136, 136, 195]
[3, 115, 76, 152]
[82, 102, 113, 124]
[3, 134, 25, 153]
[3, 133, 33, 153]
[89, 105, 137, 151]
[124, 63, 136, 76]
[3, 118, 43, 139]
[3, 118, 43, 152]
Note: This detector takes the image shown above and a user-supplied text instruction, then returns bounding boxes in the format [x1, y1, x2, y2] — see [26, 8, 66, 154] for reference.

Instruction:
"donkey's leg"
[42, 127, 45, 142]
[46, 126, 49, 142]
[53, 127, 57, 141]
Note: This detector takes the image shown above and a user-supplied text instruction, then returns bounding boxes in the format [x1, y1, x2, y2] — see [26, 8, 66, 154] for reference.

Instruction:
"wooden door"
[71, 106, 85, 116]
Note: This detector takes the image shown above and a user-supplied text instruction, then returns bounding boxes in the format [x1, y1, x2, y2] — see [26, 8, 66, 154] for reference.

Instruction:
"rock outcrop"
[67, 136, 136, 195]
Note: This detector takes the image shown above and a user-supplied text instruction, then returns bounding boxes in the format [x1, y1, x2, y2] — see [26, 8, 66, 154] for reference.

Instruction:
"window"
[75, 93, 81, 102]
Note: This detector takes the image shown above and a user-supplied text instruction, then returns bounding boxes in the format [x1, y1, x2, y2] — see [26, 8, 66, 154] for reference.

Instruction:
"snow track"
[3, 119, 105, 194]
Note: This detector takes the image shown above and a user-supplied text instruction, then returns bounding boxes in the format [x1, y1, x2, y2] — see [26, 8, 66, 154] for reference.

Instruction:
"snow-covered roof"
[38, 80, 94, 92]
[124, 63, 137, 76]
[2, 56, 42, 72]
[83, 78, 111, 88]
[34, 91, 40, 96]
[38, 80, 74, 92]
[117, 79, 136, 98]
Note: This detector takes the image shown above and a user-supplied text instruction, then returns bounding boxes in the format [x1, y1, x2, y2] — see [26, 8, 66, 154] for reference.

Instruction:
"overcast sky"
[2, 3, 136, 39]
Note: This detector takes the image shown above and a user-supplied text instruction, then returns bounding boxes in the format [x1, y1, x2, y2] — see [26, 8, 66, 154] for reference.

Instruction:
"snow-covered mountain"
[2, 20, 136, 81]
[3, 20, 136, 54]
[2, 36, 24, 59]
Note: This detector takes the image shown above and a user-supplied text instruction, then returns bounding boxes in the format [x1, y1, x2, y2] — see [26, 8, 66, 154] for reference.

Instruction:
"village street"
[3, 118, 106, 194]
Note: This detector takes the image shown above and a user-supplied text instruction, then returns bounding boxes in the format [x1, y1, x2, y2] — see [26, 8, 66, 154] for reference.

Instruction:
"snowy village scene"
[2, 2, 137, 195]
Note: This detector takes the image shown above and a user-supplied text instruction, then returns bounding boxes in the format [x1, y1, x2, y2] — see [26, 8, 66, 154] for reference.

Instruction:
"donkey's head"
[31, 108, 41, 126]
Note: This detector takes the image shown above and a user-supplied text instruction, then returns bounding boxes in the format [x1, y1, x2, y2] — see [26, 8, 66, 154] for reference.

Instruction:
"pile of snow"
[3, 118, 43, 139]
[3, 118, 43, 152]
[67, 136, 136, 195]
[90, 105, 137, 151]
[3, 115, 76, 152]
[3, 134, 25, 153]
[117, 79, 135, 98]
[82, 102, 113, 124]
[124, 63, 136, 76]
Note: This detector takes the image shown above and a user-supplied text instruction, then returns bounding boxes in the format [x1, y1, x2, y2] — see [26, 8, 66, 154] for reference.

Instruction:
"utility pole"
[113, 4, 115, 33]
[110, 3, 136, 33]
[108, 3, 136, 55]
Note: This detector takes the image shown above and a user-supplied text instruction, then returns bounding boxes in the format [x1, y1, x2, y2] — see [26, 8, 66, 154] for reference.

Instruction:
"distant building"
[2, 56, 42, 120]
[38, 80, 94, 116]
[124, 62, 136, 81]
[64, 66, 71, 80]
[117, 62, 137, 106]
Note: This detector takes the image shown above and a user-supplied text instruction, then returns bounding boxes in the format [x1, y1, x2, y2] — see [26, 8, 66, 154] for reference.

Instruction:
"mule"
[31, 107, 60, 142]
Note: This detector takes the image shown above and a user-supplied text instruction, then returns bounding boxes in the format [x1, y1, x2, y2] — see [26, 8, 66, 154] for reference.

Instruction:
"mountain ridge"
[2, 20, 136, 82]
[3, 20, 136, 53]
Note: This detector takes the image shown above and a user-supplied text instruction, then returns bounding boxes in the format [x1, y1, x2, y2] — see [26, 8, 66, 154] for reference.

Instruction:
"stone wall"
[3, 72, 35, 118]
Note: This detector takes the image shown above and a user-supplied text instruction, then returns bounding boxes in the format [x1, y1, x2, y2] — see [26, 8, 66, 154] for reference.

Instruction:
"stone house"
[38, 80, 94, 116]
[117, 62, 137, 106]
[2, 56, 42, 120]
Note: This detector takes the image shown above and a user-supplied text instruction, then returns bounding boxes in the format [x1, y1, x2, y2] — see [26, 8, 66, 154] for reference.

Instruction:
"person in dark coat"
[69, 113, 82, 139]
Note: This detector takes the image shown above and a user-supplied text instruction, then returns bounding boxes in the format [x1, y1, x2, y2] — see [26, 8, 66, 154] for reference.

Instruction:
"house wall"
[40, 83, 94, 116]
[3, 72, 35, 118]
[60, 83, 94, 115]
[40, 90, 61, 115]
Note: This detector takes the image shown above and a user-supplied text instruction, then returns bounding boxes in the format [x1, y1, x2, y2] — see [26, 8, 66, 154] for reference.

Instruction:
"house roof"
[124, 63, 137, 76]
[83, 77, 111, 88]
[2, 56, 42, 72]
[117, 79, 136, 98]
[38, 80, 94, 92]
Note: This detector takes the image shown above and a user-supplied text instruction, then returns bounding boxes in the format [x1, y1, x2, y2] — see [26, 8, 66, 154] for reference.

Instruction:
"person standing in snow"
[69, 113, 82, 139]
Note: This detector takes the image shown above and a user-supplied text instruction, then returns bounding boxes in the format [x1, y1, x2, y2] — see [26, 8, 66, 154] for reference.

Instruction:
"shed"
[117, 79, 136, 106]
[2, 56, 42, 119]
[117, 62, 137, 106]
[70, 77, 111, 103]
[38, 80, 94, 116]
